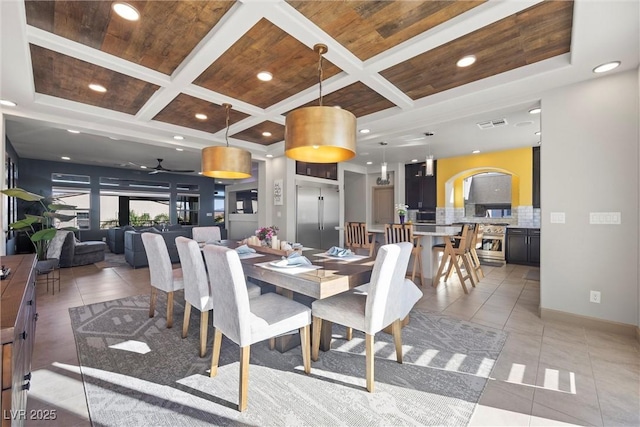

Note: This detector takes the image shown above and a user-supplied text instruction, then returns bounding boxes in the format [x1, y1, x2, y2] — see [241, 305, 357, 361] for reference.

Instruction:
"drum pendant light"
[202, 103, 252, 179]
[285, 44, 356, 163]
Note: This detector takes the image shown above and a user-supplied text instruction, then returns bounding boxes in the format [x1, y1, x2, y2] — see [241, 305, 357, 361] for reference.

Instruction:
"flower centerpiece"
[255, 225, 279, 247]
[395, 204, 409, 224]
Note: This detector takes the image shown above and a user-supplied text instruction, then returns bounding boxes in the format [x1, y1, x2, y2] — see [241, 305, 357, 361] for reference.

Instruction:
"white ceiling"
[1, 0, 638, 176]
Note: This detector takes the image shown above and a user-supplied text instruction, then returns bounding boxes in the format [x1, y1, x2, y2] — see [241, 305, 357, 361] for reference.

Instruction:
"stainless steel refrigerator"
[296, 184, 339, 250]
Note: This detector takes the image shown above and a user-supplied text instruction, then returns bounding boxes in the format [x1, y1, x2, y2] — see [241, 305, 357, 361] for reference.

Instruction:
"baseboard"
[540, 308, 638, 340]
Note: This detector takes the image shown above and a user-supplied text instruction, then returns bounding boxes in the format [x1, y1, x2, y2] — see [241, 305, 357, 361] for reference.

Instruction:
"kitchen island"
[369, 224, 462, 286]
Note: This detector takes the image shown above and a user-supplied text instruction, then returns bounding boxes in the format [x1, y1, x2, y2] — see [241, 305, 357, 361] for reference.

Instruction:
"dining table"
[216, 241, 377, 352]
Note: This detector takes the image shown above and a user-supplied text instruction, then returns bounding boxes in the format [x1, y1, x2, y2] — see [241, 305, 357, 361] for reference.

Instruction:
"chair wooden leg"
[311, 316, 323, 362]
[149, 287, 157, 318]
[166, 291, 174, 328]
[299, 325, 311, 374]
[391, 319, 403, 364]
[434, 248, 451, 286]
[416, 250, 424, 286]
[199, 311, 209, 357]
[463, 253, 478, 287]
[346, 327, 353, 341]
[452, 257, 469, 294]
[182, 302, 191, 338]
[239, 346, 250, 412]
[210, 328, 222, 377]
[365, 333, 374, 392]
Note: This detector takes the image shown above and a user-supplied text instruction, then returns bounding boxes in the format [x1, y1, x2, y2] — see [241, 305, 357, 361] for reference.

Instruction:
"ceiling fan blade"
[165, 169, 195, 173]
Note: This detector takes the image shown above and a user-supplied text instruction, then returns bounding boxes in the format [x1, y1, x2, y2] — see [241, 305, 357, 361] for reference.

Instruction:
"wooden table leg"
[320, 320, 332, 352]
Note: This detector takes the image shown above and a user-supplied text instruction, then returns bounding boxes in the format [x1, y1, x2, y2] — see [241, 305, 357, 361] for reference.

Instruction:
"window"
[52, 173, 90, 185]
[176, 194, 199, 225]
[51, 187, 91, 230]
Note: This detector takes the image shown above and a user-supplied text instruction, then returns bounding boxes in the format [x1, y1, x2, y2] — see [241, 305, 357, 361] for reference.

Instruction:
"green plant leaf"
[43, 212, 77, 221]
[0, 188, 44, 201]
[9, 217, 39, 229]
[31, 228, 58, 242]
[48, 203, 76, 211]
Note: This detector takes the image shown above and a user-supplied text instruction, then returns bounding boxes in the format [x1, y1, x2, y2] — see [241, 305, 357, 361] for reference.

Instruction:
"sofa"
[124, 226, 193, 268]
[106, 226, 136, 254]
[56, 231, 107, 267]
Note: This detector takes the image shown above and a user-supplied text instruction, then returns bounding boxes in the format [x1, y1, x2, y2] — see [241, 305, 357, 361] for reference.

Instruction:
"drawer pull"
[35, 312, 39, 321]
[21, 331, 28, 340]
[22, 382, 30, 391]
[24, 372, 31, 381]
[27, 299, 34, 305]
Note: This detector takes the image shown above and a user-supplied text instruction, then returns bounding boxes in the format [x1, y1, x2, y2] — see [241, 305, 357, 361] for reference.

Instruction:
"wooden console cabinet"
[1, 254, 37, 427]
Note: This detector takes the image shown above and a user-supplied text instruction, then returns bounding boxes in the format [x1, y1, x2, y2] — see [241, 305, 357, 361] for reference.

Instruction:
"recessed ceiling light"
[112, 2, 140, 21]
[366, 161, 373, 165]
[257, 71, 273, 81]
[472, 150, 481, 154]
[175, 148, 184, 151]
[109, 136, 119, 140]
[266, 154, 273, 158]
[411, 159, 418, 163]
[529, 108, 541, 114]
[359, 129, 370, 134]
[140, 165, 147, 169]
[88, 83, 107, 93]
[198, 172, 203, 175]
[593, 61, 621, 73]
[61, 156, 71, 160]
[535, 131, 541, 136]
[173, 135, 184, 140]
[195, 113, 207, 120]
[262, 131, 272, 137]
[456, 55, 476, 67]
[67, 129, 80, 134]
[0, 99, 17, 107]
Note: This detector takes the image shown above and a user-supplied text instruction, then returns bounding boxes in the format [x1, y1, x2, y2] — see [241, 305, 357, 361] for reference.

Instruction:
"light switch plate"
[590, 212, 621, 225]
[550, 212, 565, 224]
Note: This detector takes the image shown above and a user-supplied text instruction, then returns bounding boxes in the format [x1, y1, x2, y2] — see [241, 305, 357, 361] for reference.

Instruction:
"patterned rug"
[94, 251, 129, 269]
[69, 294, 507, 426]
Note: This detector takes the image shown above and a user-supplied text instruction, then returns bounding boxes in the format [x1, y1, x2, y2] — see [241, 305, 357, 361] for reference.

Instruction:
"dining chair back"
[192, 226, 221, 243]
[383, 223, 423, 286]
[344, 222, 375, 257]
[202, 244, 311, 411]
[175, 236, 213, 357]
[311, 242, 422, 392]
[141, 232, 184, 328]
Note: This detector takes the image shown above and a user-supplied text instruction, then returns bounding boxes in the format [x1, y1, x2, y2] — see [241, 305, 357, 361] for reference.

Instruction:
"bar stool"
[432, 224, 476, 293]
[344, 222, 375, 257]
[384, 223, 423, 286]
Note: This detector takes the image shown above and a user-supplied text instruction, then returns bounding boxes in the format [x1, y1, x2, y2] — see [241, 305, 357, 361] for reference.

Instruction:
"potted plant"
[395, 204, 408, 224]
[1, 188, 77, 260]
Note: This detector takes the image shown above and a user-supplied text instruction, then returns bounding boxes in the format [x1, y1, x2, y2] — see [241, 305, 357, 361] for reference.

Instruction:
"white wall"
[0, 113, 5, 255]
[541, 69, 639, 326]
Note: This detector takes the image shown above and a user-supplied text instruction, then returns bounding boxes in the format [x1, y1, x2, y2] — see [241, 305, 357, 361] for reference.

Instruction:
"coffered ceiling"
[1, 0, 638, 175]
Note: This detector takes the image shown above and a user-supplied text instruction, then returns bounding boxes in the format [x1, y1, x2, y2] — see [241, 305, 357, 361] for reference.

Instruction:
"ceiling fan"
[132, 158, 195, 174]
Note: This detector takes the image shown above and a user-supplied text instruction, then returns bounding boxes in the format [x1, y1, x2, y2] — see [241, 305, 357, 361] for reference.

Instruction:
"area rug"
[69, 294, 507, 426]
[94, 251, 129, 269]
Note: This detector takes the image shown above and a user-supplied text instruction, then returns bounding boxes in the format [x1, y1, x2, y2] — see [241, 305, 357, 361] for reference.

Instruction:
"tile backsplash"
[437, 206, 540, 227]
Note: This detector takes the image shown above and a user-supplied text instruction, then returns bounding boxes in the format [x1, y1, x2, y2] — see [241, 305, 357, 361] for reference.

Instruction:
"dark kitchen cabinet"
[506, 228, 540, 266]
[295, 161, 337, 180]
[533, 146, 540, 208]
[405, 162, 437, 210]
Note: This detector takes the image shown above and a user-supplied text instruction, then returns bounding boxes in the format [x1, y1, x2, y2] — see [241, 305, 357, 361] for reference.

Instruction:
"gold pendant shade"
[285, 106, 356, 163]
[201, 103, 252, 179]
[201, 146, 252, 179]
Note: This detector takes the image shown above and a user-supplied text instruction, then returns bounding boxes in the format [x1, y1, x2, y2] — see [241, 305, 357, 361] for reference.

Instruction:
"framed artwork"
[273, 179, 283, 206]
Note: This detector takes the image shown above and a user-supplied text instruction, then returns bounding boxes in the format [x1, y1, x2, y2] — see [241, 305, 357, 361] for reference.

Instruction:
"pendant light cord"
[317, 48, 324, 107]
[224, 104, 230, 148]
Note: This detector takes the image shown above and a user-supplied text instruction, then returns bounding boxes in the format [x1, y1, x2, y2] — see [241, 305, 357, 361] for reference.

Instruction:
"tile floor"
[23, 261, 640, 426]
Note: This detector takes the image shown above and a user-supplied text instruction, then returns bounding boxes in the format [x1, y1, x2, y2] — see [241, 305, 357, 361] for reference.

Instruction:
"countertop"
[369, 225, 462, 236]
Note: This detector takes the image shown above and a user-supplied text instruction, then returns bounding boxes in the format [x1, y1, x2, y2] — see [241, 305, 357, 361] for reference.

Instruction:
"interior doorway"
[372, 186, 394, 225]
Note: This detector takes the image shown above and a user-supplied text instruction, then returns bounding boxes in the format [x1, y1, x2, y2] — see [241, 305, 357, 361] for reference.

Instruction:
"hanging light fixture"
[380, 142, 388, 179]
[425, 132, 434, 177]
[201, 103, 252, 179]
[284, 44, 357, 163]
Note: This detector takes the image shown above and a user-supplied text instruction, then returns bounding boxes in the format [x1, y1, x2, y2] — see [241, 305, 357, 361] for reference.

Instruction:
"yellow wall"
[436, 147, 533, 208]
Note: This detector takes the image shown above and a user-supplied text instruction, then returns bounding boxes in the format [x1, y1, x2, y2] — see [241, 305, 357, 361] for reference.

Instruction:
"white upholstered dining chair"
[311, 242, 423, 392]
[192, 226, 221, 243]
[176, 237, 261, 357]
[202, 244, 311, 412]
[141, 232, 184, 328]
